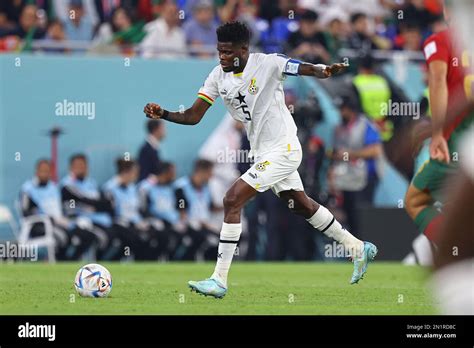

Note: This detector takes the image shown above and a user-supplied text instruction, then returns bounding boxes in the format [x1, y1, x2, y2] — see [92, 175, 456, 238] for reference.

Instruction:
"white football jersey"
[198, 53, 302, 158]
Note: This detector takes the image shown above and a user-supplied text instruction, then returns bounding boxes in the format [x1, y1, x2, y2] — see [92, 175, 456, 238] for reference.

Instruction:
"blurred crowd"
[0, 0, 446, 59]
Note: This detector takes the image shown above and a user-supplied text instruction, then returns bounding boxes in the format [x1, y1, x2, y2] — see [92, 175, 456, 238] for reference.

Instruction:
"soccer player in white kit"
[144, 22, 378, 298]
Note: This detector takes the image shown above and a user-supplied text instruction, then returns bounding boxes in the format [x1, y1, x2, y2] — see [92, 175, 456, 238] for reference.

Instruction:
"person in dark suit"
[137, 119, 166, 182]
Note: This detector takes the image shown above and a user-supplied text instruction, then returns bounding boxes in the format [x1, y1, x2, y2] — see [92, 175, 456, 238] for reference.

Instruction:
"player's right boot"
[188, 278, 227, 299]
[350, 242, 378, 284]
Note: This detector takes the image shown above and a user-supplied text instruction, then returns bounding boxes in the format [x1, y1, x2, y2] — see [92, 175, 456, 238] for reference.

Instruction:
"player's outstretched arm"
[143, 98, 211, 125]
[297, 62, 348, 79]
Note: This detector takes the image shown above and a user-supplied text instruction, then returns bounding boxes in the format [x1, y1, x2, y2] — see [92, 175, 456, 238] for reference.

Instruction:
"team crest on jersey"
[248, 78, 259, 95]
[255, 160, 270, 172]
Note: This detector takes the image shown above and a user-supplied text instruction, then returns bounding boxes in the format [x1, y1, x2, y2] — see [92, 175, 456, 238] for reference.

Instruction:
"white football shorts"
[241, 148, 304, 196]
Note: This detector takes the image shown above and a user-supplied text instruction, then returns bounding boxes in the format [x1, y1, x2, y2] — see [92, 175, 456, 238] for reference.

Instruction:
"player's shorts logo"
[255, 161, 270, 172]
[248, 78, 259, 95]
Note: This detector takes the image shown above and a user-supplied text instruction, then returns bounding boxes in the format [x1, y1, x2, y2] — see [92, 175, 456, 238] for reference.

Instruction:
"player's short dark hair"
[35, 158, 50, 169]
[194, 159, 213, 173]
[147, 119, 163, 134]
[69, 153, 87, 166]
[156, 161, 174, 176]
[116, 158, 136, 174]
[351, 12, 366, 24]
[216, 21, 250, 45]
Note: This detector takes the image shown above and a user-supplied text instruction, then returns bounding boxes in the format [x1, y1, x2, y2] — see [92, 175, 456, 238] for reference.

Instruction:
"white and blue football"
[74, 263, 112, 298]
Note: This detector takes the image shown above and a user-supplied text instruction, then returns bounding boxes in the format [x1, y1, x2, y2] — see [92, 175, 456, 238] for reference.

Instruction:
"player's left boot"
[350, 242, 378, 284]
[188, 278, 227, 299]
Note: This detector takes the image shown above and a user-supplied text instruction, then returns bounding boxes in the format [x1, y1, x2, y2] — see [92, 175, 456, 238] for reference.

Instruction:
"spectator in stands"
[9, 4, 45, 40]
[352, 54, 393, 141]
[322, 15, 347, 62]
[394, 22, 423, 52]
[234, 0, 263, 47]
[140, 1, 186, 58]
[103, 159, 160, 260]
[286, 9, 330, 64]
[139, 161, 182, 260]
[61, 154, 122, 260]
[0, 9, 15, 37]
[53, 0, 99, 30]
[42, 20, 68, 53]
[20, 159, 96, 260]
[329, 96, 383, 237]
[94, 0, 124, 23]
[258, 0, 299, 24]
[347, 12, 391, 53]
[0, 0, 25, 24]
[174, 159, 218, 260]
[397, 0, 438, 34]
[93, 6, 146, 48]
[137, 119, 165, 182]
[63, 0, 95, 41]
[183, 0, 218, 57]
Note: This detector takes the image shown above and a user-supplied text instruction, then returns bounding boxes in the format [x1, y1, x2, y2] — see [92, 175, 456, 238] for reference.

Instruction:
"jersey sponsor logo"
[255, 161, 270, 172]
[234, 92, 251, 121]
[220, 89, 228, 96]
[248, 78, 259, 95]
[424, 41, 437, 60]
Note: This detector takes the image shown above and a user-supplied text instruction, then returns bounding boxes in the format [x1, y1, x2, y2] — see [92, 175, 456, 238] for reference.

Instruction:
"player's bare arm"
[428, 60, 450, 163]
[143, 98, 211, 125]
[298, 62, 348, 79]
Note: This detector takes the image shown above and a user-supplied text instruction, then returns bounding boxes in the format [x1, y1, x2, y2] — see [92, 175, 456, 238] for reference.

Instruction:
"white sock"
[306, 205, 363, 258]
[211, 222, 241, 287]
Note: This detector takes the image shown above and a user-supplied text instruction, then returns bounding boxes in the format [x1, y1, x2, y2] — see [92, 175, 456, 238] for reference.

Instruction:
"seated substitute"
[61, 153, 122, 260]
[103, 159, 161, 260]
[20, 159, 96, 260]
[139, 162, 183, 260]
[173, 159, 219, 261]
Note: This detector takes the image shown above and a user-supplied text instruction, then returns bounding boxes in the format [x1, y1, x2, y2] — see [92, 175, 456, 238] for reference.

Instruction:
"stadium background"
[0, 0, 443, 261]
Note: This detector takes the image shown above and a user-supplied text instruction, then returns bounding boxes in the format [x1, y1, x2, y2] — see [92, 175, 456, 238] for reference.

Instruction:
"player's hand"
[430, 133, 451, 163]
[144, 103, 163, 119]
[324, 63, 348, 77]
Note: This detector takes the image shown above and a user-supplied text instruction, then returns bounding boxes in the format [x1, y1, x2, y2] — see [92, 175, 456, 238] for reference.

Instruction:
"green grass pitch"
[0, 262, 437, 315]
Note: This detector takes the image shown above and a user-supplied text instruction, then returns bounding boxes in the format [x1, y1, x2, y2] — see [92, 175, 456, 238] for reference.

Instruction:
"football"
[74, 264, 112, 298]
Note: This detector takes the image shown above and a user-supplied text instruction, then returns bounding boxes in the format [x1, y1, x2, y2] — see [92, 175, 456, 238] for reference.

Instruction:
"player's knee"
[223, 192, 239, 210]
[405, 185, 430, 219]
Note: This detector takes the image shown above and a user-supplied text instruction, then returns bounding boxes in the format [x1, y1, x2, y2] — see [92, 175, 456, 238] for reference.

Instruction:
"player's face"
[201, 168, 213, 184]
[71, 159, 88, 180]
[36, 162, 50, 183]
[217, 42, 245, 73]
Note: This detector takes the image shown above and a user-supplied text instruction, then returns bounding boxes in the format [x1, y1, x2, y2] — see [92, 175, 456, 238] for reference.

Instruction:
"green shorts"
[412, 112, 474, 196]
[412, 158, 457, 196]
